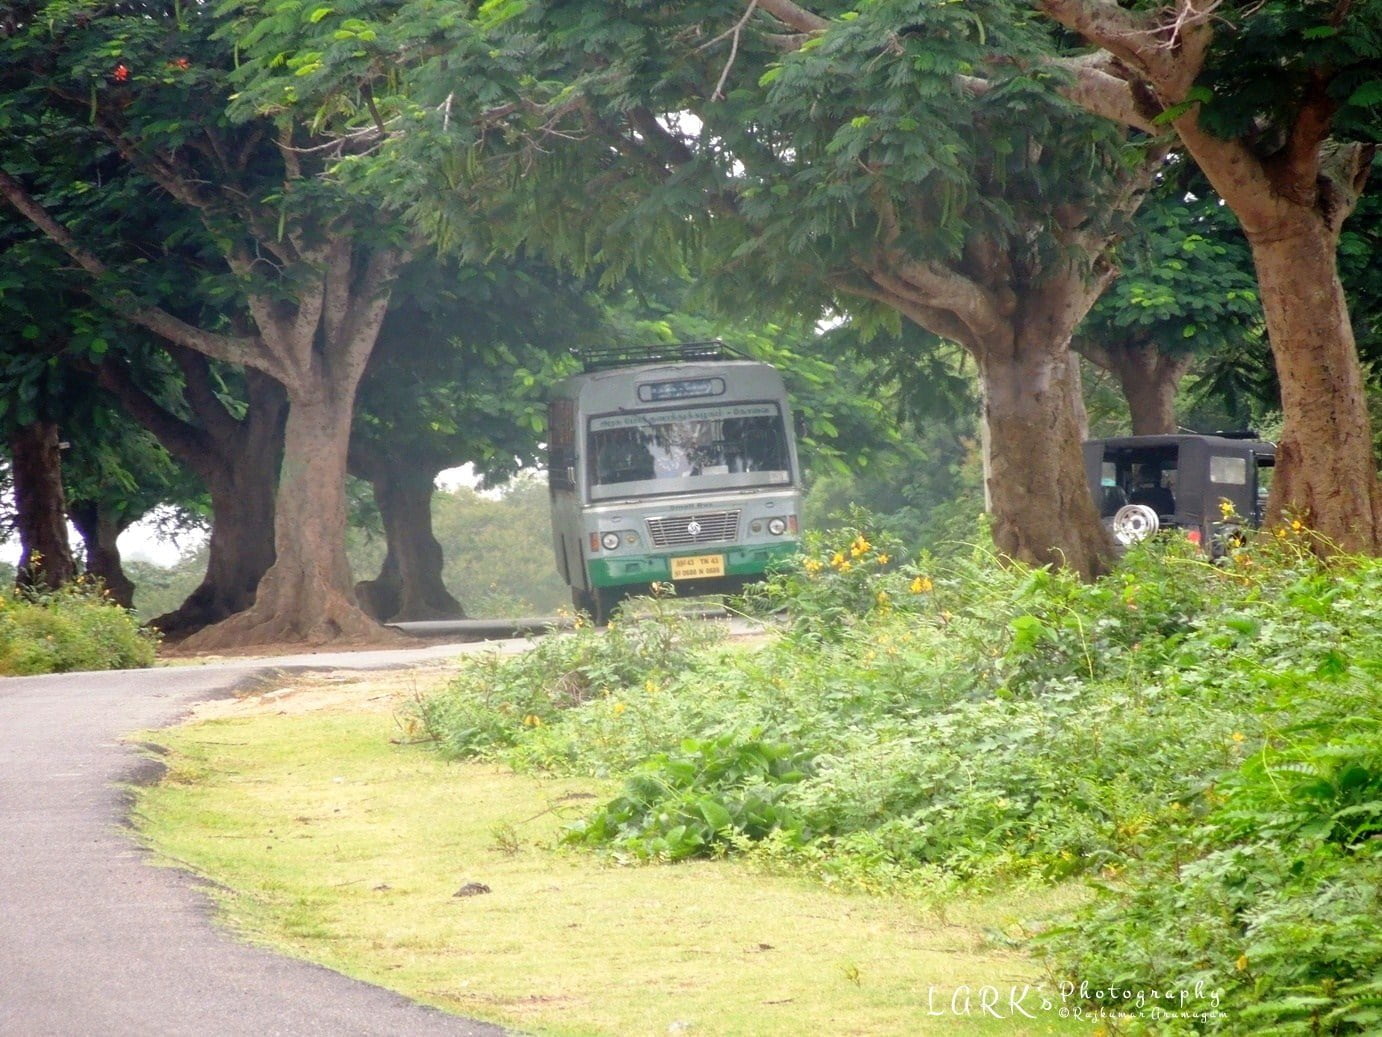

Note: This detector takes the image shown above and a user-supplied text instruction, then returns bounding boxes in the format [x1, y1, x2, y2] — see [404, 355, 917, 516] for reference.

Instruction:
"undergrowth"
[417, 520, 1382, 1033]
[0, 578, 157, 675]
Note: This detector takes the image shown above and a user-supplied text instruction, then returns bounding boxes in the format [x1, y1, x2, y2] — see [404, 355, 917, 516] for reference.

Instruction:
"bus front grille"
[647, 511, 741, 546]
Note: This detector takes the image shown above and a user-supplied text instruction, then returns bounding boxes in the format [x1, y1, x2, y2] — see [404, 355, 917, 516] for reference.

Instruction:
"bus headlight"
[601, 531, 622, 551]
[767, 517, 788, 536]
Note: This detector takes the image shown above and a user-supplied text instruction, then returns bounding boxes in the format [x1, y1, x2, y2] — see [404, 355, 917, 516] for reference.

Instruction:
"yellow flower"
[850, 535, 871, 558]
[875, 553, 891, 566]
[612, 702, 627, 716]
[910, 576, 933, 594]
[838, 559, 852, 572]
[803, 557, 824, 575]
[1291, 518, 1304, 532]
[1231, 731, 1245, 743]
[1236, 954, 1249, 973]
[522, 714, 543, 727]
[1218, 498, 1236, 519]
[831, 551, 847, 569]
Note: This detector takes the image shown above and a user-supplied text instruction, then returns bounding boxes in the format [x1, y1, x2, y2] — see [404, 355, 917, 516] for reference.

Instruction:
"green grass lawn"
[130, 669, 1094, 1036]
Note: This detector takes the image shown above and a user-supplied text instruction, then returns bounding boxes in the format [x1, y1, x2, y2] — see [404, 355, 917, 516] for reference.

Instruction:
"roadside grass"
[131, 670, 1092, 1037]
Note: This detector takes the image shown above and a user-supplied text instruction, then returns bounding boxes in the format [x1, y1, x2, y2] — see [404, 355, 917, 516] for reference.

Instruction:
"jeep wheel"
[1111, 504, 1160, 545]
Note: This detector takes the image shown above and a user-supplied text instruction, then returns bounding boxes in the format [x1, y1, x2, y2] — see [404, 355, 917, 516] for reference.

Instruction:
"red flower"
[169, 57, 190, 70]
[111, 63, 129, 82]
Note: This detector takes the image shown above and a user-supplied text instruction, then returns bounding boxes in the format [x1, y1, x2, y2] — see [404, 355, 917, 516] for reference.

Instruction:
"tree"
[0, 87, 284, 633]
[7, 420, 75, 592]
[1, 2, 414, 644]
[363, 0, 1172, 576]
[0, 235, 75, 592]
[349, 255, 590, 622]
[88, 349, 286, 633]
[62, 405, 193, 609]
[1076, 172, 1262, 434]
[1038, 0, 1382, 550]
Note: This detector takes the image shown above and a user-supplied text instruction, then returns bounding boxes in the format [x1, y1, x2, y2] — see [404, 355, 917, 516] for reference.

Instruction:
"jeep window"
[1210, 455, 1248, 485]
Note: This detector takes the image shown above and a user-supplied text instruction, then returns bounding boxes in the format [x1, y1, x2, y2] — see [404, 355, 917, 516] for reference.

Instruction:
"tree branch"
[329, 245, 410, 391]
[0, 166, 277, 375]
[170, 347, 242, 447]
[836, 274, 979, 354]
[1039, 0, 1177, 81]
[870, 263, 1004, 346]
[1053, 54, 1163, 134]
[754, 0, 828, 34]
[1269, 78, 1336, 205]
[705, 0, 760, 101]
[88, 358, 218, 481]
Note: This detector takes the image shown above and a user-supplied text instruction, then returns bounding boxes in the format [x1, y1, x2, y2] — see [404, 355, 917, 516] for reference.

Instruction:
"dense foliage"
[0, 579, 157, 675]
[419, 525, 1381, 1031]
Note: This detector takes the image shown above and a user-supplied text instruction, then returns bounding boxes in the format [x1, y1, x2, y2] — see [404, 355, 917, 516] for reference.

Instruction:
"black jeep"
[1083, 433, 1276, 554]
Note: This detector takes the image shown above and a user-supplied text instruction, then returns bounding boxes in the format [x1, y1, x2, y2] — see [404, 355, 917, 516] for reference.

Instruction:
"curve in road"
[0, 644, 512, 1037]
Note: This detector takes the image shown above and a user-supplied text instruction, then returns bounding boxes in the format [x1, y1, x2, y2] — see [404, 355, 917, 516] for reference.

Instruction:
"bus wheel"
[571, 587, 595, 620]
[591, 587, 621, 627]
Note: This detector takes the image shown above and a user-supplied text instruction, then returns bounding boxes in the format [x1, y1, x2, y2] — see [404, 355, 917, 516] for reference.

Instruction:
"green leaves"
[1193, 0, 1382, 143]
[568, 735, 811, 861]
[1346, 79, 1382, 107]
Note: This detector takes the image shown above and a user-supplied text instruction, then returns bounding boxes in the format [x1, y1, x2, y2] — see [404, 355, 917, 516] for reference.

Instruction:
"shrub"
[567, 734, 812, 861]
[417, 521, 1382, 1027]
[1043, 673, 1382, 1034]
[0, 580, 158, 675]
[416, 599, 724, 763]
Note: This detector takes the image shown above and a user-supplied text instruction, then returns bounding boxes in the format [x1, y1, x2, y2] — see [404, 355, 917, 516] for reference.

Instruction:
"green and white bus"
[547, 342, 802, 623]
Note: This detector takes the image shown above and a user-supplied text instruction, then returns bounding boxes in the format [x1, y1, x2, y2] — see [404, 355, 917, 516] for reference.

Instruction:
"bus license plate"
[670, 554, 725, 580]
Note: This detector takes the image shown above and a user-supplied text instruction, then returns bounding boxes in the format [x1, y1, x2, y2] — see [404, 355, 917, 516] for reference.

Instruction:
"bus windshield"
[588, 402, 792, 500]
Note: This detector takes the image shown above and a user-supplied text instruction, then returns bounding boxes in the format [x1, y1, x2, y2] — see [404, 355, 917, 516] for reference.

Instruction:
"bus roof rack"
[576, 340, 744, 372]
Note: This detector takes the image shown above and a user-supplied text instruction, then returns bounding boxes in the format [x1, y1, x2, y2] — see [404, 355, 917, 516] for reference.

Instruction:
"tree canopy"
[4, 0, 1382, 648]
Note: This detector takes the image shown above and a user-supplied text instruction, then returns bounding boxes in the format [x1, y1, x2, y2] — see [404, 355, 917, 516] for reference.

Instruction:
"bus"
[547, 342, 803, 623]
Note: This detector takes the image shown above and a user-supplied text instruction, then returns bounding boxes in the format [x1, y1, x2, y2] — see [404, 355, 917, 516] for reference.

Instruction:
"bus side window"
[548, 399, 577, 490]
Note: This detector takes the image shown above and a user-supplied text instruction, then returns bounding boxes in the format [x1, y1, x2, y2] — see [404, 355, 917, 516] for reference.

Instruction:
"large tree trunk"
[174, 243, 409, 649]
[1035, 0, 1382, 554]
[151, 445, 279, 638]
[68, 501, 135, 608]
[1250, 220, 1382, 551]
[1079, 339, 1192, 436]
[92, 358, 286, 639]
[183, 388, 394, 649]
[9, 421, 76, 592]
[367, 469, 464, 622]
[354, 545, 401, 623]
[979, 348, 1114, 579]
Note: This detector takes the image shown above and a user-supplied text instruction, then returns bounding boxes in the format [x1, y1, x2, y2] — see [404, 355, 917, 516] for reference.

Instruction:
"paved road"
[0, 644, 513, 1037]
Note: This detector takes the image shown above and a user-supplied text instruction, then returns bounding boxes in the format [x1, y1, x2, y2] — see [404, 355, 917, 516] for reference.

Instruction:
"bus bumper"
[587, 541, 799, 589]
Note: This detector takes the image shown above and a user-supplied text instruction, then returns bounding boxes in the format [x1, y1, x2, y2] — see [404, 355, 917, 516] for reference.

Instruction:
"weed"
[419, 524, 1382, 1030]
[0, 577, 157, 675]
